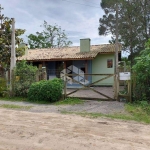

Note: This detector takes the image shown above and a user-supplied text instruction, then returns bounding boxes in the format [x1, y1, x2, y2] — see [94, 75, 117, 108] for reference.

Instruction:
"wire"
[62, 0, 100, 8]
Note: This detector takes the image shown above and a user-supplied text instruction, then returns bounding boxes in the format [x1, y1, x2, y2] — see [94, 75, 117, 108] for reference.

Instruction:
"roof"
[18, 44, 122, 61]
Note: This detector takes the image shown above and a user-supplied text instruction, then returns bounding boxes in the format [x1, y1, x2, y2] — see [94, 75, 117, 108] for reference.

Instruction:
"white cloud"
[1, 0, 110, 45]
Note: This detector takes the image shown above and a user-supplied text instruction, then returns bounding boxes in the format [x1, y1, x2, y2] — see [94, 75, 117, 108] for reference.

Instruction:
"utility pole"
[10, 18, 16, 93]
[114, 3, 119, 100]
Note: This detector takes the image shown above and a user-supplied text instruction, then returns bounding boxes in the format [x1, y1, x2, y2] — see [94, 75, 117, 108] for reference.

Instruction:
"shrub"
[0, 77, 7, 97]
[132, 39, 150, 102]
[13, 61, 38, 97]
[28, 78, 63, 102]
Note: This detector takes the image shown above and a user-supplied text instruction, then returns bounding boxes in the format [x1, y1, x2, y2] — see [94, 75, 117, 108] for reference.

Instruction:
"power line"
[62, 0, 100, 8]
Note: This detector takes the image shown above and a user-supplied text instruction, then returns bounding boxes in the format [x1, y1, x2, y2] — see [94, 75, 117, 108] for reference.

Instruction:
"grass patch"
[61, 102, 150, 124]
[0, 104, 32, 110]
[124, 102, 150, 123]
[0, 96, 52, 104]
[0, 96, 27, 102]
[0, 96, 84, 105]
[61, 111, 132, 120]
[54, 97, 84, 105]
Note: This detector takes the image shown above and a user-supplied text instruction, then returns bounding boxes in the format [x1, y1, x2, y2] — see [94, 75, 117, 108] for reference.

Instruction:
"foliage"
[27, 21, 72, 49]
[13, 61, 38, 97]
[28, 78, 63, 102]
[132, 39, 150, 101]
[98, 0, 150, 64]
[55, 97, 84, 105]
[125, 102, 150, 123]
[0, 6, 26, 69]
[0, 77, 7, 97]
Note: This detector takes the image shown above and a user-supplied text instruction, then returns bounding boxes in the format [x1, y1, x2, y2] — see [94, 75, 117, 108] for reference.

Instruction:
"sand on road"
[0, 108, 150, 150]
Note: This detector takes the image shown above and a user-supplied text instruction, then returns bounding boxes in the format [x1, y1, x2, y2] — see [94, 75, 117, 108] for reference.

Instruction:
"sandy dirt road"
[0, 108, 150, 150]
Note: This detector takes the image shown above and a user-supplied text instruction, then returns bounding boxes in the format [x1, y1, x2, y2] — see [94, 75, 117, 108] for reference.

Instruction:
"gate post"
[63, 73, 67, 99]
[114, 74, 119, 101]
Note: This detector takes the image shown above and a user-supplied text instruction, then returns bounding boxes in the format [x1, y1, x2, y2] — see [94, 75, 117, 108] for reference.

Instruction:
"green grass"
[54, 97, 84, 105]
[0, 96, 27, 102]
[61, 111, 133, 120]
[0, 104, 32, 110]
[0, 96, 51, 104]
[61, 102, 150, 124]
[0, 96, 84, 105]
[124, 103, 150, 123]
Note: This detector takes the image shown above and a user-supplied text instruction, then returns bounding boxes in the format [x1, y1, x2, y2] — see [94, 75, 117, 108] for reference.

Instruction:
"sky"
[1, 0, 112, 46]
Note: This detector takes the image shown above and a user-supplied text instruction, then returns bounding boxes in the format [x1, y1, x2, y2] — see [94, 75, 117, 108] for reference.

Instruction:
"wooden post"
[85, 60, 88, 80]
[63, 61, 67, 99]
[114, 3, 119, 100]
[10, 18, 16, 94]
[128, 80, 131, 102]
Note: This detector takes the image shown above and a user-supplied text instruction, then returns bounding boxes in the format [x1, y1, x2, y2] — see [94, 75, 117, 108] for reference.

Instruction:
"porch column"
[63, 61, 66, 69]
[85, 60, 88, 80]
[42, 61, 47, 80]
[63, 61, 67, 99]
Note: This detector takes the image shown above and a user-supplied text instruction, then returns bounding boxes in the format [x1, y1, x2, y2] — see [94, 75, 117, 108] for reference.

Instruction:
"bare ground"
[0, 108, 150, 150]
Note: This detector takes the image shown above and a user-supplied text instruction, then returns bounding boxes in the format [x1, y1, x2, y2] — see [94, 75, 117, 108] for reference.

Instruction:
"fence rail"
[63, 73, 115, 100]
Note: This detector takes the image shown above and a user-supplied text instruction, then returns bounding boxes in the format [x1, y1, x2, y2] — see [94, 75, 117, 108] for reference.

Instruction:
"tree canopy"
[132, 39, 150, 101]
[27, 21, 72, 49]
[98, 0, 150, 63]
[0, 6, 25, 69]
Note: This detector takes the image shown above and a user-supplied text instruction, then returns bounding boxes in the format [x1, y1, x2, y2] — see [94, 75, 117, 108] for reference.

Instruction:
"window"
[107, 59, 113, 68]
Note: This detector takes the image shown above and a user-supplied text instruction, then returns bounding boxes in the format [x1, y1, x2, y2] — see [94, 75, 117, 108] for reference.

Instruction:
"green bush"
[132, 39, 150, 101]
[28, 78, 63, 102]
[14, 61, 38, 97]
[0, 77, 7, 97]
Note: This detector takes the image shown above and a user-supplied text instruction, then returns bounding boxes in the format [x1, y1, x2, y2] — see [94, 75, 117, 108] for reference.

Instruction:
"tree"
[98, 0, 150, 65]
[27, 21, 72, 49]
[132, 39, 150, 101]
[0, 6, 25, 69]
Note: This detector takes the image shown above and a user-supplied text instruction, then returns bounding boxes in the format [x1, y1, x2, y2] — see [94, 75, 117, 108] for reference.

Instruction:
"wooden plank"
[63, 61, 67, 99]
[128, 80, 132, 102]
[90, 88, 113, 100]
[67, 96, 115, 101]
[64, 76, 67, 99]
[65, 73, 114, 76]
[88, 74, 114, 86]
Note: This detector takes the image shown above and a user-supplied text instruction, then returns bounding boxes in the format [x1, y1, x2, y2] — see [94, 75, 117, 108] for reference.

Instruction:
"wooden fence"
[63, 73, 115, 101]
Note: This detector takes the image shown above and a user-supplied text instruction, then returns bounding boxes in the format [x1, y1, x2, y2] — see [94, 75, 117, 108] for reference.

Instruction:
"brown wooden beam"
[85, 60, 88, 80]
[63, 61, 66, 69]
[65, 74, 114, 76]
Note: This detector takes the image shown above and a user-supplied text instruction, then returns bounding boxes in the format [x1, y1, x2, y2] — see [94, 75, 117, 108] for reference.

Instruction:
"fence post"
[128, 80, 131, 102]
[114, 74, 119, 101]
[64, 73, 67, 99]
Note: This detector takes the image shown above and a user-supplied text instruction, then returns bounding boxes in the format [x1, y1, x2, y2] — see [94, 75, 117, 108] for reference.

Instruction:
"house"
[18, 38, 122, 87]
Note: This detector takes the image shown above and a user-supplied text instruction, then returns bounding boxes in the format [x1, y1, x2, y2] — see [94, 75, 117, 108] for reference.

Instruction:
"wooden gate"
[63, 74, 115, 101]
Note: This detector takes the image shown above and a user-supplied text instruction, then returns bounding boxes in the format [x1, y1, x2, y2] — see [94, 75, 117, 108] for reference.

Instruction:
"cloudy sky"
[1, 0, 112, 46]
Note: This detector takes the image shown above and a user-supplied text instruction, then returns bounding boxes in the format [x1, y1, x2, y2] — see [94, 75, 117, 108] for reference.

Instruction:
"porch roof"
[18, 44, 122, 61]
